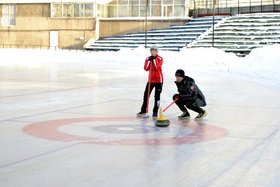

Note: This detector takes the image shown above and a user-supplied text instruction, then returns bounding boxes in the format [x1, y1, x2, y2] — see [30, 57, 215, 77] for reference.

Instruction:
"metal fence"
[190, 0, 280, 16]
[0, 44, 90, 52]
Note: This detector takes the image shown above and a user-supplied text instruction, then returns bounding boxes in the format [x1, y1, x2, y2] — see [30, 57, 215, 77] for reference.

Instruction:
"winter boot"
[195, 110, 208, 121]
[137, 112, 149, 118]
[178, 111, 191, 120]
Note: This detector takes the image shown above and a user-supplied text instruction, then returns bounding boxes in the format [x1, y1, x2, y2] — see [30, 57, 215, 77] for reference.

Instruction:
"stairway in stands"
[189, 13, 280, 56]
[85, 16, 225, 51]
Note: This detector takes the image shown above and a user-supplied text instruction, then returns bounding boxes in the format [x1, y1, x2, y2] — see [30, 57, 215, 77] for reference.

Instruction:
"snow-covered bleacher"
[189, 13, 280, 56]
[85, 16, 225, 51]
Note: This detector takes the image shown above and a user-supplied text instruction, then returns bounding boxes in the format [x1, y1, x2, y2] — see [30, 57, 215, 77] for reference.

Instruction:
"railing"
[0, 44, 90, 52]
[190, 0, 280, 16]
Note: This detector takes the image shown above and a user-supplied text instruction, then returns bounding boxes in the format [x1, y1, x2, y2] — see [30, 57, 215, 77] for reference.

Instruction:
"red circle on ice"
[22, 117, 227, 145]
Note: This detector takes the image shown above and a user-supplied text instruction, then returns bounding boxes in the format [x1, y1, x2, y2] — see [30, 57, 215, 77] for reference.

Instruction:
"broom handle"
[163, 97, 179, 113]
[145, 60, 152, 113]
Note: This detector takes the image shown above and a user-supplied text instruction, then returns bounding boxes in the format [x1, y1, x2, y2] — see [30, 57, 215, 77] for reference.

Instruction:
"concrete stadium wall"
[99, 19, 188, 38]
[0, 3, 188, 48]
[0, 4, 96, 49]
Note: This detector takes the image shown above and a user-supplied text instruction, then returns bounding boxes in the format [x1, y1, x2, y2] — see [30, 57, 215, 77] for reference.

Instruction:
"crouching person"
[173, 69, 207, 120]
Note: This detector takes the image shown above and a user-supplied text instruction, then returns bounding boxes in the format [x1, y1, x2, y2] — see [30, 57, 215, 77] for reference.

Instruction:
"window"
[118, 5, 129, 17]
[63, 3, 74, 17]
[107, 5, 118, 17]
[52, 3, 95, 18]
[51, 3, 62, 17]
[84, 4, 94, 17]
[74, 4, 94, 17]
[2, 4, 16, 26]
[101, 0, 188, 18]
[74, 4, 83, 17]
[174, 5, 185, 16]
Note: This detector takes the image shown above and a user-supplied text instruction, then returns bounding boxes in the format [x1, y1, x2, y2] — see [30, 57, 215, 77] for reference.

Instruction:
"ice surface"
[0, 46, 280, 186]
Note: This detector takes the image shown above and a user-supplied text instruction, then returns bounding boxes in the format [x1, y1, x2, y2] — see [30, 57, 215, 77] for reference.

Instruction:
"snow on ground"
[0, 44, 280, 90]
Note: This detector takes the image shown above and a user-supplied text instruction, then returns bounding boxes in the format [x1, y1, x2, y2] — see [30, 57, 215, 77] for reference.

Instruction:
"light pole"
[145, 0, 149, 48]
[212, 0, 216, 47]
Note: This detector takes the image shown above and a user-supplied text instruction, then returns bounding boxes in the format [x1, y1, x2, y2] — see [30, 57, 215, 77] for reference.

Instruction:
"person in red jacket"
[137, 46, 163, 118]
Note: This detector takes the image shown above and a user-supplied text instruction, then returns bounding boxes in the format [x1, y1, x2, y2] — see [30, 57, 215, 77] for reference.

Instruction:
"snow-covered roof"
[0, 0, 113, 4]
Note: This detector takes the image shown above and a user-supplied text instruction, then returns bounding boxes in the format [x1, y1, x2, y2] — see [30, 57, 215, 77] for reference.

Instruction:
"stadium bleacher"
[86, 13, 280, 56]
[85, 16, 225, 51]
[189, 13, 280, 56]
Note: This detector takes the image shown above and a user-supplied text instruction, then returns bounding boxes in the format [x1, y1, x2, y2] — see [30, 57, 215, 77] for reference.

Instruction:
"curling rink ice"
[0, 48, 280, 187]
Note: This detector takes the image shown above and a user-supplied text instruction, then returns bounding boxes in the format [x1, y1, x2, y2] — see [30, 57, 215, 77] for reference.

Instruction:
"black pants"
[141, 82, 162, 114]
[173, 94, 203, 115]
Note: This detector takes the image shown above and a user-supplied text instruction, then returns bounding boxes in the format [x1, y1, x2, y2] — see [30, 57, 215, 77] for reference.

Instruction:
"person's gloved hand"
[148, 55, 155, 61]
[173, 94, 180, 101]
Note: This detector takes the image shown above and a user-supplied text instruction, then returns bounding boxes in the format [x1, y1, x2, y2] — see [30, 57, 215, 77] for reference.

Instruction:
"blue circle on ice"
[92, 124, 158, 134]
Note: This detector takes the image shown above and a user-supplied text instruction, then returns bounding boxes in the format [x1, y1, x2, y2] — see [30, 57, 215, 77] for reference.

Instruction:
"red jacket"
[144, 55, 163, 83]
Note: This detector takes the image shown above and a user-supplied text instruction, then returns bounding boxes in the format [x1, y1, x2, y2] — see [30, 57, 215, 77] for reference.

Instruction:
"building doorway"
[50, 31, 58, 49]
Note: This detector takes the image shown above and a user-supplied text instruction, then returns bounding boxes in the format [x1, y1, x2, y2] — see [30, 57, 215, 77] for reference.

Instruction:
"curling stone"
[154, 107, 170, 127]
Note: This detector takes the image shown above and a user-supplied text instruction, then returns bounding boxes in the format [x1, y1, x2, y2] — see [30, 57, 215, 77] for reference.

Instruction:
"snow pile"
[241, 45, 280, 89]
[0, 44, 279, 89]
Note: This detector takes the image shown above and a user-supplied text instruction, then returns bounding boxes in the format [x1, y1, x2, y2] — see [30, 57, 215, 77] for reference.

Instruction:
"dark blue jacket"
[175, 76, 207, 107]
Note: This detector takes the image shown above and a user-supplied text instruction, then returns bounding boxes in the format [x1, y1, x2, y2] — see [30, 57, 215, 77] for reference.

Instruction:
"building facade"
[1, 0, 280, 49]
[0, 0, 190, 49]
[0, 1, 97, 49]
